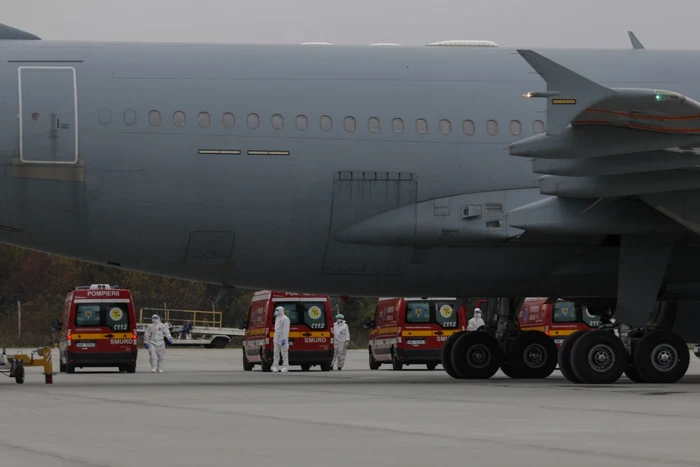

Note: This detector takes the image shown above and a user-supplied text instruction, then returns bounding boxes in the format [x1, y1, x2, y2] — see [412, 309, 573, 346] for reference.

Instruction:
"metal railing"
[139, 306, 223, 329]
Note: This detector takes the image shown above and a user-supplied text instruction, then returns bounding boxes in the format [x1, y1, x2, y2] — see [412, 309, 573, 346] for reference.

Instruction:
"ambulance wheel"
[557, 329, 589, 383]
[301, 364, 311, 371]
[320, 362, 331, 372]
[391, 350, 403, 371]
[242, 352, 254, 371]
[15, 365, 24, 384]
[66, 363, 75, 374]
[570, 330, 627, 384]
[260, 357, 272, 373]
[450, 331, 502, 379]
[369, 349, 380, 370]
[126, 364, 136, 374]
[624, 364, 646, 383]
[60, 360, 66, 373]
[506, 331, 558, 379]
[441, 331, 466, 379]
[426, 363, 438, 371]
[633, 330, 689, 384]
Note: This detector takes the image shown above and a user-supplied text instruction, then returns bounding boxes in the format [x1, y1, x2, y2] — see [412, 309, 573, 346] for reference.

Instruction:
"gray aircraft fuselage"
[1, 40, 699, 298]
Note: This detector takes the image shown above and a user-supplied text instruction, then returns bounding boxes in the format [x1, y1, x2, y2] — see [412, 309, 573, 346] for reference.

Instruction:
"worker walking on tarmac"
[144, 314, 173, 373]
[272, 306, 290, 373]
[468, 308, 486, 331]
[332, 313, 350, 370]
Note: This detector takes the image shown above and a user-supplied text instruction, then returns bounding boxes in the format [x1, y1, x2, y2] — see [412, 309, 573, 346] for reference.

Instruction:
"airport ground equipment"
[137, 307, 243, 348]
[0, 347, 54, 384]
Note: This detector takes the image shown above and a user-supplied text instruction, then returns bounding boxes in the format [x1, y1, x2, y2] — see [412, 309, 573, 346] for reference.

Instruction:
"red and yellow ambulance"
[365, 297, 467, 370]
[58, 284, 138, 374]
[518, 297, 601, 347]
[241, 290, 334, 372]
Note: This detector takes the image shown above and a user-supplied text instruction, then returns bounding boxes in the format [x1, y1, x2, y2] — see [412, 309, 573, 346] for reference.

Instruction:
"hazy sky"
[5, 0, 699, 49]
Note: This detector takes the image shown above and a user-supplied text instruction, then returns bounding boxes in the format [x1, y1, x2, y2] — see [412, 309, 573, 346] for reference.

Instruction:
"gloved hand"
[144, 343, 150, 350]
[281, 339, 287, 346]
[168, 338, 173, 345]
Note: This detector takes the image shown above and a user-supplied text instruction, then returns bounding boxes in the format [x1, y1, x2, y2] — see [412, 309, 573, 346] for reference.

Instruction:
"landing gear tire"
[633, 330, 689, 384]
[506, 331, 558, 379]
[369, 349, 380, 370]
[426, 363, 438, 371]
[391, 351, 403, 371]
[499, 362, 518, 378]
[243, 352, 254, 371]
[570, 330, 627, 384]
[450, 331, 502, 380]
[624, 365, 646, 383]
[441, 331, 466, 379]
[557, 329, 590, 383]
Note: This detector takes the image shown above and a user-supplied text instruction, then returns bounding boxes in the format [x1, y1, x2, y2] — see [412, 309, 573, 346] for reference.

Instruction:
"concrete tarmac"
[2, 348, 700, 467]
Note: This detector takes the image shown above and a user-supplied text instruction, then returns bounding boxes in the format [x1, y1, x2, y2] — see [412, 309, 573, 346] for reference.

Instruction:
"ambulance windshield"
[75, 303, 130, 331]
[275, 301, 328, 330]
[405, 301, 459, 329]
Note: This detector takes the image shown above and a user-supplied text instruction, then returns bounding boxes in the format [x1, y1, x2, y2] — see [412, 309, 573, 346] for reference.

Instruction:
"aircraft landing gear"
[442, 297, 558, 380]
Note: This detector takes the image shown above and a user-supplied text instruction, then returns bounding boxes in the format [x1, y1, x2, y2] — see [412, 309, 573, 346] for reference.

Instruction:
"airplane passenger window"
[222, 112, 235, 128]
[368, 117, 380, 133]
[148, 110, 161, 127]
[124, 109, 137, 126]
[533, 120, 545, 134]
[296, 115, 308, 130]
[439, 119, 451, 135]
[173, 111, 186, 127]
[344, 117, 356, 132]
[486, 120, 498, 135]
[509, 120, 521, 136]
[272, 114, 284, 130]
[392, 118, 403, 133]
[320, 115, 332, 131]
[198, 112, 211, 128]
[416, 119, 428, 134]
[247, 113, 259, 129]
[463, 120, 475, 135]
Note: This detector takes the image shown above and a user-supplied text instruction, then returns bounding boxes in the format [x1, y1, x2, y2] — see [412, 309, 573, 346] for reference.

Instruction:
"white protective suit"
[468, 308, 486, 331]
[332, 315, 350, 370]
[272, 306, 290, 372]
[144, 314, 173, 373]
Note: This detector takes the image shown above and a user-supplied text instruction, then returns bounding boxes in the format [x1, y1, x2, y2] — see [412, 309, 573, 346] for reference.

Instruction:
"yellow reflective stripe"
[401, 330, 460, 337]
[71, 333, 133, 339]
[520, 326, 546, 332]
[549, 329, 579, 337]
[376, 327, 398, 335]
[269, 331, 331, 338]
[246, 328, 266, 336]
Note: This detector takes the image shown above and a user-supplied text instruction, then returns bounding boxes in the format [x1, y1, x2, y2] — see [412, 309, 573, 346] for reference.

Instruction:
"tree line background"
[0, 244, 384, 348]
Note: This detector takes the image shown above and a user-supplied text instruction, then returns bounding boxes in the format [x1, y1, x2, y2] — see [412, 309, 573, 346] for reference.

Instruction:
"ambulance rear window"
[405, 301, 459, 328]
[276, 301, 328, 330]
[75, 303, 130, 331]
[553, 301, 577, 322]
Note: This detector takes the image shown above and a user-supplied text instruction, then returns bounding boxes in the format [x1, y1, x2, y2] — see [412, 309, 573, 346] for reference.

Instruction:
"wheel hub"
[523, 343, 547, 369]
[588, 344, 616, 373]
[467, 344, 491, 369]
[651, 343, 678, 372]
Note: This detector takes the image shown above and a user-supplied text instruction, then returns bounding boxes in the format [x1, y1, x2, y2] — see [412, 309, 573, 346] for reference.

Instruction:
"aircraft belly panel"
[322, 171, 416, 275]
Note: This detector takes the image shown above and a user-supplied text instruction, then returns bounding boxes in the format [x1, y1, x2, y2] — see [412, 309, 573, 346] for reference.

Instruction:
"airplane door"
[18, 66, 78, 164]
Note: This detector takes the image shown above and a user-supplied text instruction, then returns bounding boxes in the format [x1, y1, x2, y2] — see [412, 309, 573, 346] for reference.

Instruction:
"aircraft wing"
[509, 50, 700, 200]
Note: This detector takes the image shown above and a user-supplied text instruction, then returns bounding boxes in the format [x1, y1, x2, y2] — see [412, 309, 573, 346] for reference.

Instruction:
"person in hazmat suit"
[332, 313, 350, 370]
[468, 308, 486, 331]
[272, 306, 290, 373]
[144, 314, 173, 373]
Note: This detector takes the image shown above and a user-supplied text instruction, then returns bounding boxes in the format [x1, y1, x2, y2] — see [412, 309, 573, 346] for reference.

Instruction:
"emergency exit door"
[18, 66, 78, 164]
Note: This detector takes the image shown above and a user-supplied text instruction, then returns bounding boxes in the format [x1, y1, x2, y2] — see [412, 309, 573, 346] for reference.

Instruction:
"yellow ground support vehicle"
[0, 347, 54, 384]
